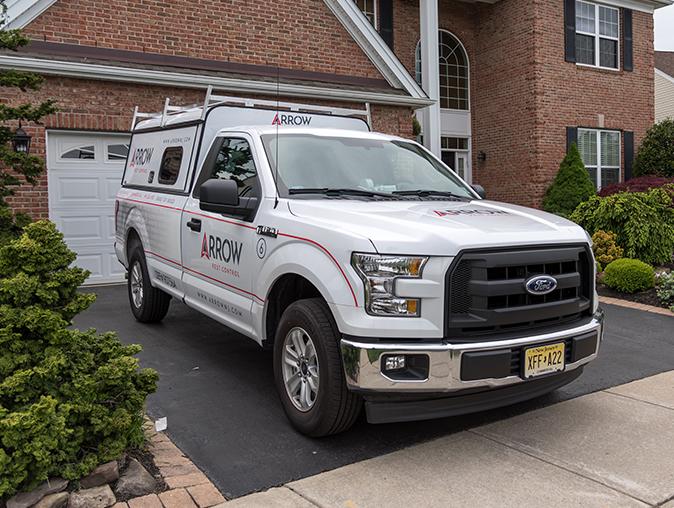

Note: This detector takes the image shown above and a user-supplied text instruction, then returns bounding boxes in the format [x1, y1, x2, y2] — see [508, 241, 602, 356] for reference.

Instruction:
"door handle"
[186, 218, 202, 232]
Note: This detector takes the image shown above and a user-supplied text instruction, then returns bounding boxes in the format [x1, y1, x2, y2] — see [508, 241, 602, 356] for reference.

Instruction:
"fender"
[251, 241, 363, 342]
[120, 205, 151, 267]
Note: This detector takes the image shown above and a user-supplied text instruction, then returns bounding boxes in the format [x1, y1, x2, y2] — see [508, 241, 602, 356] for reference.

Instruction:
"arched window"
[415, 31, 469, 111]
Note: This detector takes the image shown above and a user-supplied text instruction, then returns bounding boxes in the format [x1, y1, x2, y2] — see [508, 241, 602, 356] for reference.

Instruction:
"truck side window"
[198, 138, 258, 198]
[158, 146, 183, 185]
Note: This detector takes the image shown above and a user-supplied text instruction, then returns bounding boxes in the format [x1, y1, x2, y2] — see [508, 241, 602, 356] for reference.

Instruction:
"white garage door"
[48, 131, 131, 284]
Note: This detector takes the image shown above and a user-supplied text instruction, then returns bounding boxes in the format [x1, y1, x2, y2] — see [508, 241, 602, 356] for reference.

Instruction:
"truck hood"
[287, 199, 588, 255]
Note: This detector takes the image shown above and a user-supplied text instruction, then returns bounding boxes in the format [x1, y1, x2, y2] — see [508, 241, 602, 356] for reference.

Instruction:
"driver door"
[181, 135, 261, 336]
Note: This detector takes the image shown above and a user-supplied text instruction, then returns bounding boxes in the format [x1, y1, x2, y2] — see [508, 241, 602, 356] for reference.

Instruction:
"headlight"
[351, 253, 428, 317]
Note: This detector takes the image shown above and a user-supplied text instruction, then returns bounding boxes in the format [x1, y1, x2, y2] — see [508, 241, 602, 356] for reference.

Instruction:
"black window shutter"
[566, 127, 578, 152]
[564, 0, 576, 63]
[379, 0, 394, 50]
[624, 131, 634, 180]
[623, 9, 633, 72]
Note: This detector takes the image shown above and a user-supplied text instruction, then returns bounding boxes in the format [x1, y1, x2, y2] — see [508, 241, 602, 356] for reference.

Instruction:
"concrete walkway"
[225, 371, 674, 507]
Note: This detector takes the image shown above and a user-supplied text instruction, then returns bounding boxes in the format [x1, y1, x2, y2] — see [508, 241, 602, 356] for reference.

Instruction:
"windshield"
[261, 134, 475, 199]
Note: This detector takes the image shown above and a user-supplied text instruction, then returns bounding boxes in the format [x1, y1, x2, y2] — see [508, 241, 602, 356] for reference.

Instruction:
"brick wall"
[2, 77, 412, 219]
[23, 0, 381, 79]
[532, 4, 654, 205]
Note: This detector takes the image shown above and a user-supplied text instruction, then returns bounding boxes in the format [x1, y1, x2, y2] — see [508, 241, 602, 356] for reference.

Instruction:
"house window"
[575, 1, 619, 69]
[61, 145, 95, 160]
[107, 143, 129, 161]
[577, 128, 621, 189]
[354, 0, 376, 28]
[415, 31, 470, 111]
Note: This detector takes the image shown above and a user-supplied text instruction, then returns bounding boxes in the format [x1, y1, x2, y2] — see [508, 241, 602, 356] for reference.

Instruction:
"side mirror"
[471, 184, 486, 199]
[200, 179, 239, 213]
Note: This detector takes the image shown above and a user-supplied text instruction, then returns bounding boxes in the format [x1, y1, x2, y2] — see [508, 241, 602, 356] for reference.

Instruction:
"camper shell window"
[158, 147, 183, 185]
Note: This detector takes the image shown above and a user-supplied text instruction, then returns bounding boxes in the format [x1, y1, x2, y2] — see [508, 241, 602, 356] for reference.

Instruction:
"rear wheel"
[273, 298, 362, 436]
[127, 244, 171, 323]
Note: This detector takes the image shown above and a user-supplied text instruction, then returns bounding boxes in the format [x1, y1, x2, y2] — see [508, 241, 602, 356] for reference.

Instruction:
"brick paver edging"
[599, 296, 673, 317]
[115, 422, 227, 508]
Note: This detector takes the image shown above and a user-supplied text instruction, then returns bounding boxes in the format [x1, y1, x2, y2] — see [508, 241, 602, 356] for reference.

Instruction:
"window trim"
[575, 0, 621, 71]
[577, 128, 621, 189]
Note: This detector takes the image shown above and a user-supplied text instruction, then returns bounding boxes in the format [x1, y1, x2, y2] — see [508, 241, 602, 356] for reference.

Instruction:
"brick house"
[0, 0, 670, 282]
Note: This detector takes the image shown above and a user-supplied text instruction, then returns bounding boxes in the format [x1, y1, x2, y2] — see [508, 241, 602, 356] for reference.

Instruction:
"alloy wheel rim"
[282, 327, 320, 412]
[130, 262, 144, 308]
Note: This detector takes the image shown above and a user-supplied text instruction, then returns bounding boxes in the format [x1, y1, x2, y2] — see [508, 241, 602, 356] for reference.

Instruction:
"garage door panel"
[55, 177, 101, 202]
[58, 215, 104, 241]
[48, 132, 130, 285]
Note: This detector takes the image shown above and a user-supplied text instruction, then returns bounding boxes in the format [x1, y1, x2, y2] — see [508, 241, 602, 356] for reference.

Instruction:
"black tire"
[127, 243, 171, 323]
[273, 298, 362, 437]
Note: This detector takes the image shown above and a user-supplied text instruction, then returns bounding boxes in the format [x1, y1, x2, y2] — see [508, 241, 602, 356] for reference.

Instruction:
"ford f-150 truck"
[115, 89, 603, 436]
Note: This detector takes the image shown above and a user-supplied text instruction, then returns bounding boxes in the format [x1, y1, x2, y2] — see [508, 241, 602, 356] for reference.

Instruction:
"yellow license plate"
[524, 342, 565, 378]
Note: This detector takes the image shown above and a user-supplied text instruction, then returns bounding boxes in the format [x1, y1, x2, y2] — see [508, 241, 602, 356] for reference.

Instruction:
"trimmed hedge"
[0, 221, 158, 498]
[603, 259, 655, 293]
[571, 186, 674, 265]
[542, 143, 596, 217]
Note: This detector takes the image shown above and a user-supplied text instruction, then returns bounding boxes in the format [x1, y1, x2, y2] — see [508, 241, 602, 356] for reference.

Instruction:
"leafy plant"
[0, 221, 158, 498]
[655, 271, 674, 310]
[598, 175, 674, 197]
[603, 258, 655, 293]
[633, 119, 674, 177]
[570, 186, 674, 265]
[591, 230, 623, 268]
[542, 143, 596, 217]
[0, 3, 57, 243]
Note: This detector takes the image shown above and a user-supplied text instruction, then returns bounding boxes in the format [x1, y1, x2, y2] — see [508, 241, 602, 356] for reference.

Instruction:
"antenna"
[273, 64, 280, 209]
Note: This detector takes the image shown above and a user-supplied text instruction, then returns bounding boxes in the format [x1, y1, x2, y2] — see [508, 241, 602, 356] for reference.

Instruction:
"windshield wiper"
[288, 187, 398, 198]
[392, 189, 471, 200]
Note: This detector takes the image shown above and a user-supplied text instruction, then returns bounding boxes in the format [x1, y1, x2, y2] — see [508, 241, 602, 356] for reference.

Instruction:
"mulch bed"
[597, 284, 666, 309]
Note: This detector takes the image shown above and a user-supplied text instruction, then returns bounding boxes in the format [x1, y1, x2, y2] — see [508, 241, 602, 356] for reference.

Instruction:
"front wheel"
[273, 298, 362, 437]
[127, 245, 171, 323]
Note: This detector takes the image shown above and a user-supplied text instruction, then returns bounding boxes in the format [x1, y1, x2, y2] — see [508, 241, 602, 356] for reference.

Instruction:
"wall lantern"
[12, 124, 31, 154]
[477, 151, 487, 162]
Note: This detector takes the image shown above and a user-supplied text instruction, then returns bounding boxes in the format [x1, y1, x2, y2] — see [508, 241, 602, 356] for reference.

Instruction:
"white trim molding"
[2, 0, 58, 29]
[0, 54, 434, 108]
[322, 0, 428, 100]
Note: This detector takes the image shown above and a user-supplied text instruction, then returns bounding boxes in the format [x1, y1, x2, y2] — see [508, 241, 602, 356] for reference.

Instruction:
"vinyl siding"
[655, 70, 674, 123]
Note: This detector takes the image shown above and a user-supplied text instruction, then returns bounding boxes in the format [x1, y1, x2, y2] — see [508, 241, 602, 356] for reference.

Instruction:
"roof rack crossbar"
[131, 86, 371, 129]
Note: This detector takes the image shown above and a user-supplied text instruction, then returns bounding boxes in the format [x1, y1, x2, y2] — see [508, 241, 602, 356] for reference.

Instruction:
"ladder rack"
[131, 85, 372, 130]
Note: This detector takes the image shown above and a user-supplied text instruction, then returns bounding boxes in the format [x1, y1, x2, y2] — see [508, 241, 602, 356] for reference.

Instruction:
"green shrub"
[656, 272, 674, 310]
[633, 119, 674, 177]
[570, 186, 674, 265]
[0, 221, 158, 498]
[542, 143, 596, 217]
[603, 258, 655, 293]
[591, 230, 623, 268]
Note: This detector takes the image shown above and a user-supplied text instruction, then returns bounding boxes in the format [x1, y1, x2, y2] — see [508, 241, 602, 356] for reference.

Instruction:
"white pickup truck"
[115, 90, 604, 436]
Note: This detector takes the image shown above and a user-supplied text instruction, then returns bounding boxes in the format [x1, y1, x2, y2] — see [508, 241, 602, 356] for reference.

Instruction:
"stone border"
[599, 296, 673, 317]
[114, 422, 226, 508]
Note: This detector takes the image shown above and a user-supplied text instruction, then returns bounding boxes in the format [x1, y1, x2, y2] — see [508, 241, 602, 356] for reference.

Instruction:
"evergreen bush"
[542, 143, 596, 217]
[603, 258, 655, 293]
[0, 221, 158, 498]
[570, 186, 674, 265]
[633, 119, 674, 177]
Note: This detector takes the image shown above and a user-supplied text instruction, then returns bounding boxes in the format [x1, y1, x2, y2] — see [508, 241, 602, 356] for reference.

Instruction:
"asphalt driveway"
[75, 285, 674, 499]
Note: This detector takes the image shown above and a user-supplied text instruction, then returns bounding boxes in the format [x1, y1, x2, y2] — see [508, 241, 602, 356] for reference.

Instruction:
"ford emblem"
[525, 275, 558, 295]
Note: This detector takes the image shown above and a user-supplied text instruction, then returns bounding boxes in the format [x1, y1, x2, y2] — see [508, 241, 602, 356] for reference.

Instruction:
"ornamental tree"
[633, 119, 674, 178]
[0, 1, 57, 241]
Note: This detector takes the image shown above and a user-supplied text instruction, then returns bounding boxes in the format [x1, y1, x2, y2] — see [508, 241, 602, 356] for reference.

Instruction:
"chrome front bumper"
[341, 311, 604, 393]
